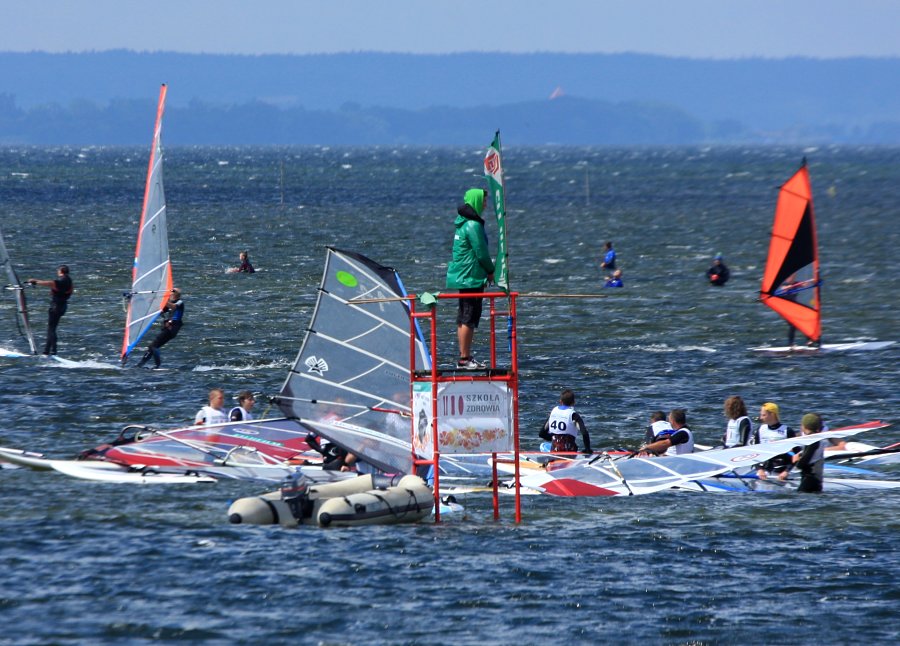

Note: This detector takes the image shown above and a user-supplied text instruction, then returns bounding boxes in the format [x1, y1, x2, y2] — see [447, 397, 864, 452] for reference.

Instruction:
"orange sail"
[760, 161, 821, 343]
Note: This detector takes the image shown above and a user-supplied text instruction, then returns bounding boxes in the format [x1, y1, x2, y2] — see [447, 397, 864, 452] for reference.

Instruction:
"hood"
[462, 188, 485, 216]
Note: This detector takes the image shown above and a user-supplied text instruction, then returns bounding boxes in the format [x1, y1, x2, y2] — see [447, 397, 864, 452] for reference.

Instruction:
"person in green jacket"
[446, 188, 495, 369]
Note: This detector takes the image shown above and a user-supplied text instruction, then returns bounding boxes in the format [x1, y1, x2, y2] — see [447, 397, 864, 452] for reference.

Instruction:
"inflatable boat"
[227, 473, 437, 528]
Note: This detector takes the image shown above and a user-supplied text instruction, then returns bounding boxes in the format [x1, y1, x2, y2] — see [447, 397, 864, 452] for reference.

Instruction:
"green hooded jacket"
[446, 188, 495, 289]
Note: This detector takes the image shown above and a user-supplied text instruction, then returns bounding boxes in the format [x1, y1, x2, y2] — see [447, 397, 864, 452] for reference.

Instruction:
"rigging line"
[291, 372, 412, 412]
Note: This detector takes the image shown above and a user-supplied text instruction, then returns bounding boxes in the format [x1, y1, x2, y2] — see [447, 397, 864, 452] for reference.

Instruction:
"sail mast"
[121, 84, 172, 364]
[0, 225, 37, 354]
[760, 160, 821, 344]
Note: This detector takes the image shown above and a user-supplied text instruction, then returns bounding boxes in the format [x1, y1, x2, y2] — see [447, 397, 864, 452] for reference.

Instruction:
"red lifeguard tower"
[407, 289, 523, 522]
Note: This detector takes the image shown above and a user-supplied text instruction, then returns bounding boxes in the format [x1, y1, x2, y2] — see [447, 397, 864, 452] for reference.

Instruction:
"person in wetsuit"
[790, 413, 826, 493]
[706, 253, 730, 286]
[29, 265, 74, 355]
[137, 288, 184, 368]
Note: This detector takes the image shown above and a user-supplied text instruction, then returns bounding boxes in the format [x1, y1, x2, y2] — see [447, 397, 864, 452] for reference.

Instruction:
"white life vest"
[724, 415, 751, 447]
[650, 420, 674, 440]
[758, 422, 791, 443]
[548, 405, 577, 437]
[195, 406, 228, 426]
[229, 406, 254, 422]
[665, 427, 695, 455]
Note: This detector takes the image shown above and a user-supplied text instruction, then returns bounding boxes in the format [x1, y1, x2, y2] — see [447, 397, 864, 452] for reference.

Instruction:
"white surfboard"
[751, 340, 895, 355]
[49, 461, 217, 484]
[0, 446, 215, 483]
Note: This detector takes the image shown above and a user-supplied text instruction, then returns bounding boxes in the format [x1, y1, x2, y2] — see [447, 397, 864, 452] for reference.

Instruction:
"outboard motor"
[280, 471, 313, 522]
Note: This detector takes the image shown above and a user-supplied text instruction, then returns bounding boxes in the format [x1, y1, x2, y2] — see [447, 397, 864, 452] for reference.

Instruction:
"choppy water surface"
[1, 146, 898, 645]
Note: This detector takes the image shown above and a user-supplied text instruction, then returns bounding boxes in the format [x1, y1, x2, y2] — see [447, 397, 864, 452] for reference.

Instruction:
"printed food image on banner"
[412, 381, 513, 454]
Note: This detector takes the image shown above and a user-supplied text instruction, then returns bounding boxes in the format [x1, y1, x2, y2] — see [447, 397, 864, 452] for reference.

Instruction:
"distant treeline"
[3, 93, 900, 146]
[2, 50, 900, 145]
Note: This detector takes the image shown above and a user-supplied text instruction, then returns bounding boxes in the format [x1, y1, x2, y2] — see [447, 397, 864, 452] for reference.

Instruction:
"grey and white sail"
[276, 247, 430, 474]
[0, 223, 37, 354]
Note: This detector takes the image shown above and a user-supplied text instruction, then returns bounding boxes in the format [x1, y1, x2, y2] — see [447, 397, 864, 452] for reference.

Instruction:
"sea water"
[0, 145, 898, 645]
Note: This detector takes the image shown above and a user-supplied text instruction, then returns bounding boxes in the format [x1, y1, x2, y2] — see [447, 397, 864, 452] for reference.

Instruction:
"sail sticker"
[336, 271, 358, 288]
[304, 356, 329, 375]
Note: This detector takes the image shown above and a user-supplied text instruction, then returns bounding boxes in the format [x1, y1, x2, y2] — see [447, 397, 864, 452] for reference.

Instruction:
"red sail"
[760, 162, 821, 343]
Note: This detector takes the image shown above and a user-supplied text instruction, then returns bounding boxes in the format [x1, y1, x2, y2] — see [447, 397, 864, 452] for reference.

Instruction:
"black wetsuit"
[138, 299, 184, 368]
[43, 275, 73, 354]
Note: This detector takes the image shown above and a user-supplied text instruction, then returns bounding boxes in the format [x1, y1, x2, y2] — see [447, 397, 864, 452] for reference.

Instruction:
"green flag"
[484, 130, 509, 293]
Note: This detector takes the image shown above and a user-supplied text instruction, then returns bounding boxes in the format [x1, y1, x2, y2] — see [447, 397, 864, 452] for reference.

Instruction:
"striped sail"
[121, 84, 172, 364]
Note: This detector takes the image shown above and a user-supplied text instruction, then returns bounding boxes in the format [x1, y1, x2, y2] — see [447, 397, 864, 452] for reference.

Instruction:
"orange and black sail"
[760, 160, 821, 344]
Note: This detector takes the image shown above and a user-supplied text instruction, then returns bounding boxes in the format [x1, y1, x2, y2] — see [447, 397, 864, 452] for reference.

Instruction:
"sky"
[2, 0, 900, 59]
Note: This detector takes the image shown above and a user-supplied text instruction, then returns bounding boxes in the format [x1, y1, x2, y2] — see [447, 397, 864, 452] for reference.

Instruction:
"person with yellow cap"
[755, 402, 798, 480]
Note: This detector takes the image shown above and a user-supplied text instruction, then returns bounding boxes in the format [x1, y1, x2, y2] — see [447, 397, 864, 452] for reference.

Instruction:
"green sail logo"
[336, 271, 358, 287]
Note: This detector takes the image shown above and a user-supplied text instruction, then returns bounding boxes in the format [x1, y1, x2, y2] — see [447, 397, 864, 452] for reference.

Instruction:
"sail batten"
[760, 162, 821, 343]
[121, 84, 172, 364]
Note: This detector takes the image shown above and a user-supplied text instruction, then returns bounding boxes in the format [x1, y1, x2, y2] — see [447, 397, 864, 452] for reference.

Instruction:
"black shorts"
[456, 288, 483, 328]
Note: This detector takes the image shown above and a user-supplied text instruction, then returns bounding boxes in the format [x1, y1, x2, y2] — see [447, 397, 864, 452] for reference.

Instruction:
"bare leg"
[457, 323, 474, 360]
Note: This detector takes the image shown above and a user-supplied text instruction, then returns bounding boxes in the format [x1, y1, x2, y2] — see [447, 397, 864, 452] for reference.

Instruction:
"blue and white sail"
[518, 422, 887, 496]
[276, 247, 431, 474]
[121, 84, 173, 365]
[0, 223, 37, 354]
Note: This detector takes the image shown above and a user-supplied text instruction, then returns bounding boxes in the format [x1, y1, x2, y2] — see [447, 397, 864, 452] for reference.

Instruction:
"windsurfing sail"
[275, 247, 431, 474]
[760, 160, 821, 344]
[0, 224, 37, 354]
[121, 84, 173, 365]
[519, 422, 885, 497]
[484, 130, 509, 294]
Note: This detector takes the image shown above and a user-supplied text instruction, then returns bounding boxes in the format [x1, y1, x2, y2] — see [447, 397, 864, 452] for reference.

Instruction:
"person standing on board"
[778, 274, 817, 348]
[789, 413, 826, 493]
[755, 402, 798, 480]
[137, 288, 184, 369]
[640, 409, 694, 456]
[195, 388, 228, 425]
[600, 241, 616, 271]
[538, 389, 593, 455]
[706, 253, 730, 286]
[229, 390, 256, 421]
[722, 395, 754, 447]
[28, 265, 74, 355]
[446, 188, 494, 370]
[604, 269, 624, 288]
